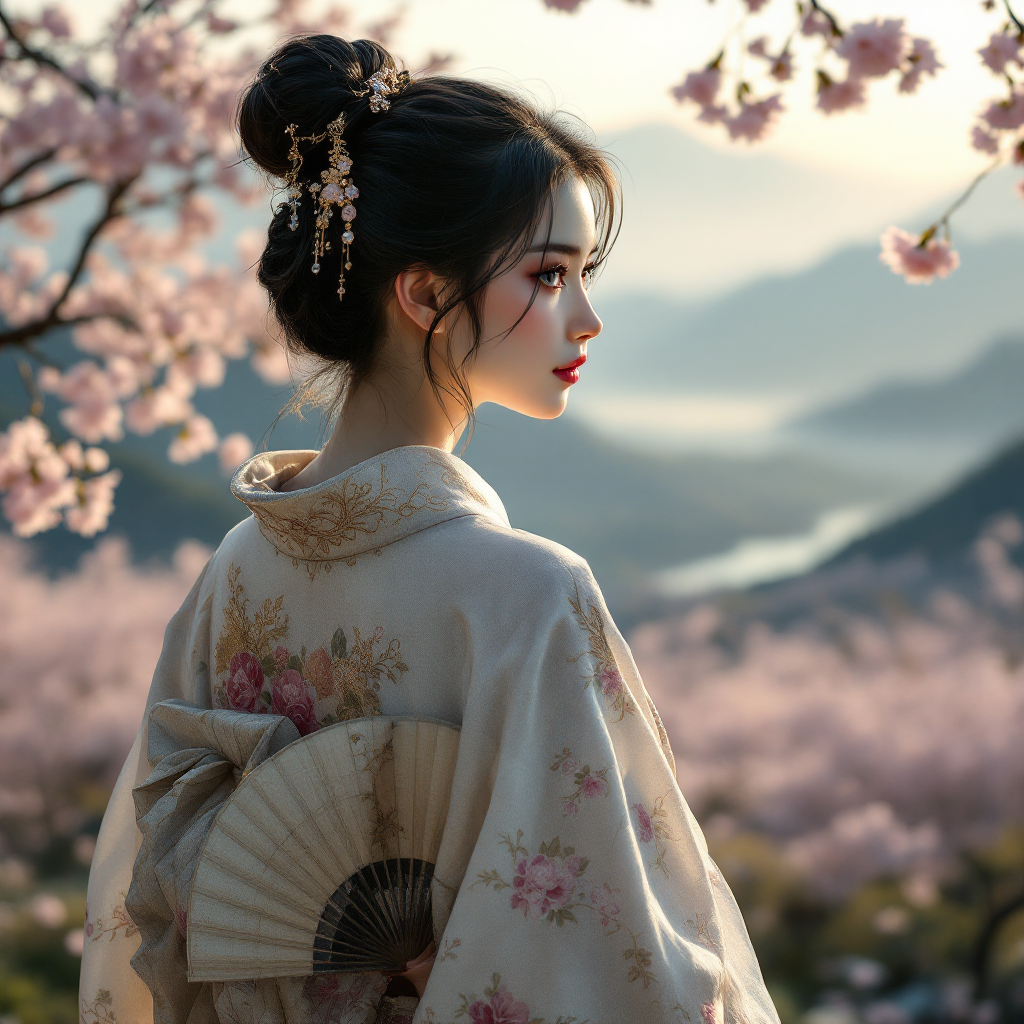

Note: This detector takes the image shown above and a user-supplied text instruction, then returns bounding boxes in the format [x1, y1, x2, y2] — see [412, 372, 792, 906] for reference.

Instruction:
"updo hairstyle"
[237, 35, 619, 416]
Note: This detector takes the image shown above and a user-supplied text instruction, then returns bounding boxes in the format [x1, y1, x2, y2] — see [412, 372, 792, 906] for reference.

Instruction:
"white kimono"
[80, 444, 779, 1024]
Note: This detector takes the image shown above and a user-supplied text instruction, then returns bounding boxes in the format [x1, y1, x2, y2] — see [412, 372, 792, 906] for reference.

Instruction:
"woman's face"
[453, 176, 603, 419]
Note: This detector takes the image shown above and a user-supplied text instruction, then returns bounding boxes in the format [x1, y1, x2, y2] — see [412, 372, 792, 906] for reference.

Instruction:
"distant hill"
[828, 432, 1024, 567]
[786, 336, 1024, 445]
[586, 236, 1024, 403]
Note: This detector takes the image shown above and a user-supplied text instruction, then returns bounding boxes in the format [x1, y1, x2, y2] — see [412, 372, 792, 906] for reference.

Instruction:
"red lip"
[553, 353, 587, 384]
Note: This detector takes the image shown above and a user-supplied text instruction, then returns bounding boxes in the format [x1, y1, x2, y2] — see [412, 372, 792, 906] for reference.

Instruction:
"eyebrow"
[525, 243, 599, 257]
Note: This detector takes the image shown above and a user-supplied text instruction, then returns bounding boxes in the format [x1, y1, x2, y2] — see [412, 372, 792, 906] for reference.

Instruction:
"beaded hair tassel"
[280, 65, 408, 302]
[309, 115, 358, 300]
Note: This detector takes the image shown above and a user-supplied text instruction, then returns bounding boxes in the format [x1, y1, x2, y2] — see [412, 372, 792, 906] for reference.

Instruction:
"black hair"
[237, 35, 619, 421]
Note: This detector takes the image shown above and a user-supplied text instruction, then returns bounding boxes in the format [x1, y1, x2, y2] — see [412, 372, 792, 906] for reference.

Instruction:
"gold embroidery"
[436, 936, 461, 963]
[567, 578, 636, 722]
[635, 793, 679, 877]
[81, 988, 117, 1024]
[623, 929, 657, 988]
[213, 566, 408, 729]
[685, 911, 722, 955]
[251, 462, 448, 575]
[352, 730, 404, 853]
[214, 563, 289, 676]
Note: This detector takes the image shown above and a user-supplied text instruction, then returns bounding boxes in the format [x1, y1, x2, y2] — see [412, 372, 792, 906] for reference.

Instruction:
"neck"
[280, 364, 469, 491]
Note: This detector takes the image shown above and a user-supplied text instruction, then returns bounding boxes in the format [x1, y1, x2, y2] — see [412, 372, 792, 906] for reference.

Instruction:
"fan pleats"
[186, 716, 460, 981]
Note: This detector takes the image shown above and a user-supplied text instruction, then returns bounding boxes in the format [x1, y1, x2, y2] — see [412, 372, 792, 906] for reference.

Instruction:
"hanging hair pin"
[286, 64, 410, 301]
[283, 121, 328, 231]
[309, 114, 358, 299]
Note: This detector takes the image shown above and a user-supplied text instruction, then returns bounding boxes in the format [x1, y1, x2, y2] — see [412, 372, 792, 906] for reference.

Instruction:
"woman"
[80, 34, 780, 1024]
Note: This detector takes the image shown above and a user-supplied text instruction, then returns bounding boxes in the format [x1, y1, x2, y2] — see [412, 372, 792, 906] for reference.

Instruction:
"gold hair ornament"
[281, 65, 410, 300]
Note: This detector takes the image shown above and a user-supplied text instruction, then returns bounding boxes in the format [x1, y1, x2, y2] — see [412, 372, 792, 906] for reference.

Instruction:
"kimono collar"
[230, 445, 509, 571]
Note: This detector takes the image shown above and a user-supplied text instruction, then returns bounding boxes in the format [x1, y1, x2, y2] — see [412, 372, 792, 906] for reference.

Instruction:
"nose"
[572, 292, 603, 344]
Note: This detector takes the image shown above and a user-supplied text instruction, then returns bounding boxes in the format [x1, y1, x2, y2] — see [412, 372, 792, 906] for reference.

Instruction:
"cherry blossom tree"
[546, 0, 1024, 286]
[0, 0, 426, 540]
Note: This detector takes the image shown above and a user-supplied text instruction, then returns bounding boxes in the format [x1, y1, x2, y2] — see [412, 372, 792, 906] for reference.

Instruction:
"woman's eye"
[537, 267, 565, 289]
[582, 265, 596, 290]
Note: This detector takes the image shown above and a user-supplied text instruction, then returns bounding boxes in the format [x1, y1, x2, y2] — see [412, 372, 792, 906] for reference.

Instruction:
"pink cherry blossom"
[744, 0, 770, 12]
[899, 38, 942, 94]
[879, 226, 960, 284]
[971, 125, 1000, 155]
[770, 52, 794, 83]
[225, 652, 267, 714]
[219, 433, 254, 475]
[542, 0, 586, 10]
[167, 413, 218, 464]
[65, 469, 121, 538]
[510, 854, 576, 919]
[560, 751, 579, 775]
[670, 68, 721, 109]
[633, 802, 654, 843]
[837, 19, 909, 79]
[562, 798, 579, 816]
[468, 985, 530, 1024]
[581, 773, 609, 799]
[817, 75, 867, 115]
[981, 90, 1024, 131]
[725, 95, 783, 142]
[800, 8, 836, 40]
[978, 32, 1021, 74]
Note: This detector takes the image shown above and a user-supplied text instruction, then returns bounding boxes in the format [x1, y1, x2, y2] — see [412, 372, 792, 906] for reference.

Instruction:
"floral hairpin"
[309, 114, 358, 299]
[353, 66, 409, 113]
[282, 65, 409, 301]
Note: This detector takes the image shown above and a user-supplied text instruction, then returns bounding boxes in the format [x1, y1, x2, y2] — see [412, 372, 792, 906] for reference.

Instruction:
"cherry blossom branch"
[807, 0, 842, 37]
[0, 177, 136, 350]
[928, 157, 1004, 239]
[0, 148, 58, 195]
[0, 3, 102, 100]
[1003, 0, 1024, 37]
[0, 175, 88, 214]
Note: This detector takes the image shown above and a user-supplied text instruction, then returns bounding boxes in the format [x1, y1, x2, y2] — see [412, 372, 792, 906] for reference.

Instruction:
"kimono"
[79, 444, 780, 1024]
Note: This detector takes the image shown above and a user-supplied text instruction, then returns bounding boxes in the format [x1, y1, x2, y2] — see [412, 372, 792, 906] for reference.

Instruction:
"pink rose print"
[702, 1004, 718, 1024]
[599, 665, 623, 697]
[273, 645, 290, 671]
[562, 798, 578, 817]
[586, 881, 621, 930]
[634, 802, 654, 844]
[561, 753, 578, 776]
[271, 668, 320, 736]
[468, 984, 530, 1024]
[510, 854, 577, 920]
[580, 773, 609, 799]
[225, 651, 265, 713]
[304, 646, 333, 697]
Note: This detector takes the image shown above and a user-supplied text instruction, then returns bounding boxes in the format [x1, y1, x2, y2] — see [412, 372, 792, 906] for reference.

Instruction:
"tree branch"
[1004, 0, 1024, 36]
[0, 176, 137, 350]
[0, 148, 58, 195]
[0, 3, 101, 100]
[0, 175, 88, 214]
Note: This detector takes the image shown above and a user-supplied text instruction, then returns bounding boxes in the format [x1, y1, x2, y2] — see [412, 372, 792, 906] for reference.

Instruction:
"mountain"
[585, 236, 1024, 404]
[786, 337, 1024, 446]
[828, 432, 1024, 567]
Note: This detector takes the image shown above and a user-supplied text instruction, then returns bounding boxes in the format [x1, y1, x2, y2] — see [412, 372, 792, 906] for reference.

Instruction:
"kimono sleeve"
[79, 556, 215, 1024]
[420, 561, 779, 1024]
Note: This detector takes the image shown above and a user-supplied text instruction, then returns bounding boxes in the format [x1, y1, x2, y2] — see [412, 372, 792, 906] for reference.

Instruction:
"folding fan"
[186, 715, 460, 981]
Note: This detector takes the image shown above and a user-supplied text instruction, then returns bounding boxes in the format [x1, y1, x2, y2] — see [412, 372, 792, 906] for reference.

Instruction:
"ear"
[394, 268, 446, 334]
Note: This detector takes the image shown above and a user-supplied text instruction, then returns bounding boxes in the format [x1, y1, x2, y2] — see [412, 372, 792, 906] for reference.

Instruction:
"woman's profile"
[79, 34, 781, 1024]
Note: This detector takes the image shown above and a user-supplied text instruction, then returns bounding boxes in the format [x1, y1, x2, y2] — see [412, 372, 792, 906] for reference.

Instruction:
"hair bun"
[237, 35, 400, 180]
